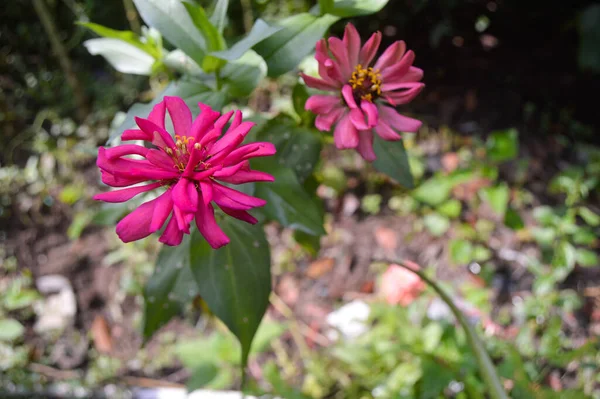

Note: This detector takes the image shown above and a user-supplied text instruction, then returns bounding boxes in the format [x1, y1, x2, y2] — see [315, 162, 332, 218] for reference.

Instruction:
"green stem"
[389, 261, 509, 399]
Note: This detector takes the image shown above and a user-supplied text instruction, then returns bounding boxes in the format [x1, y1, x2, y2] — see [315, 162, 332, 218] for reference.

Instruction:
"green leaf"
[486, 128, 518, 162]
[256, 116, 322, 183]
[578, 206, 600, 226]
[437, 199, 462, 218]
[576, 248, 599, 267]
[294, 230, 321, 256]
[83, 38, 156, 75]
[110, 79, 227, 144]
[373, 137, 414, 188]
[253, 158, 325, 235]
[578, 4, 600, 72]
[212, 19, 282, 62]
[449, 239, 473, 265]
[292, 83, 313, 125]
[0, 319, 25, 342]
[183, 1, 227, 72]
[79, 22, 159, 57]
[252, 320, 287, 353]
[318, 0, 335, 14]
[210, 0, 229, 33]
[132, 0, 207, 66]
[480, 183, 509, 217]
[187, 363, 219, 391]
[189, 218, 271, 367]
[504, 207, 525, 230]
[326, 0, 389, 17]
[142, 237, 198, 340]
[254, 13, 340, 77]
[412, 177, 452, 206]
[220, 50, 267, 97]
[423, 213, 450, 236]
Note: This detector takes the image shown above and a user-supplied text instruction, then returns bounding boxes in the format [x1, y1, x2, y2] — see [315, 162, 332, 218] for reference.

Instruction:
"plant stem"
[33, 0, 88, 121]
[385, 260, 509, 399]
[122, 0, 141, 34]
[240, 0, 254, 33]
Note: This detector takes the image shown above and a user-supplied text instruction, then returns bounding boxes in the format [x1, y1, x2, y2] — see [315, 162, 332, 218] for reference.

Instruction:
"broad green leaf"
[449, 239, 473, 265]
[110, 79, 227, 144]
[84, 38, 156, 75]
[256, 116, 322, 183]
[578, 206, 600, 226]
[576, 248, 599, 267]
[163, 49, 204, 76]
[504, 207, 525, 230]
[326, 0, 389, 17]
[79, 22, 160, 57]
[220, 50, 267, 97]
[318, 0, 335, 14]
[437, 199, 462, 218]
[0, 319, 25, 342]
[132, 0, 207, 66]
[183, 2, 227, 72]
[480, 183, 509, 217]
[486, 128, 518, 162]
[412, 177, 452, 206]
[187, 363, 219, 391]
[189, 219, 271, 367]
[142, 237, 198, 340]
[210, 0, 229, 33]
[373, 136, 414, 188]
[423, 213, 450, 236]
[251, 320, 287, 353]
[212, 19, 282, 62]
[253, 158, 326, 236]
[175, 333, 240, 368]
[254, 13, 340, 77]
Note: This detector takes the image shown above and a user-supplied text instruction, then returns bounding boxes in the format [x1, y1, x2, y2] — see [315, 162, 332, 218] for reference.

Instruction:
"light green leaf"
[212, 19, 282, 61]
[292, 83, 314, 125]
[326, 0, 389, 17]
[210, 0, 229, 33]
[79, 22, 160, 57]
[142, 237, 198, 340]
[256, 115, 322, 183]
[412, 177, 452, 206]
[578, 206, 600, 226]
[189, 218, 271, 367]
[0, 319, 25, 342]
[576, 248, 598, 267]
[252, 320, 287, 353]
[318, 0, 335, 14]
[253, 158, 325, 236]
[480, 183, 509, 217]
[220, 50, 267, 97]
[132, 0, 207, 66]
[449, 239, 473, 265]
[254, 13, 340, 77]
[437, 199, 462, 218]
[373, 137, 414, 188]
[486, 128, 518, 162]
[183, 1, 227, 72]
[187, 363, 219, 391]
[423, 213, 450, 237]
[84, 38, 156, 75]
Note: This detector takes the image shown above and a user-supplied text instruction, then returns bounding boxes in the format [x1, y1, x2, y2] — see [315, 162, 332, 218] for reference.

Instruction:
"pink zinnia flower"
[94, 96, 276, 248]
[302, 23, 424, 161]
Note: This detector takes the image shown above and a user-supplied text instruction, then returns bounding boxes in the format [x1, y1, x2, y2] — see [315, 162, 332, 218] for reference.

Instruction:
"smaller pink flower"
[302, 23, 424, 161]
[94, 96, 276, 248]
[380, 263, 425, 306]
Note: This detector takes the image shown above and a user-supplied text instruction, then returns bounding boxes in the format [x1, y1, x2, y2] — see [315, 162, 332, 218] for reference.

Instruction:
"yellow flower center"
[348, 64, 382, 102]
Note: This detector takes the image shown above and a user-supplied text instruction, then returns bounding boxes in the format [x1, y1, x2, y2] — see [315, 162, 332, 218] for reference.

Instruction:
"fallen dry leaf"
[306, 258, 335, 279]
[91, 315, 112, 354]
[375, 227, 398, 251]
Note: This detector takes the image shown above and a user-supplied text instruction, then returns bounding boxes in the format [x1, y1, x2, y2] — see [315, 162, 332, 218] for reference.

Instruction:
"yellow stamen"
[348, 64, 382, 103]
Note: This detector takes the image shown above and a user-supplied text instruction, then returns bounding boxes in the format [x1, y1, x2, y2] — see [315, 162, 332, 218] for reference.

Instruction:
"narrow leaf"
[79, 22, 159, 57]
[183, 1, 227, 72]
[210, 0, 229, 33]
[84, 38, 155, 75]
[212, 19, 281, 61]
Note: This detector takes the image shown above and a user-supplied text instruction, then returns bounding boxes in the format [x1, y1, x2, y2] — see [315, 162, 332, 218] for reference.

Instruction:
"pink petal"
[195, 201, 230, 249]
[349, 108, 369, 130]
[314, 38, 330, 65]
[100, 170, 147, 187]
[211, 161, 247, 178]
[104, 144, 149, 160]
[219, 206, 258, 224]
[359, 31, 382, 66]
[343, 23, 361, 67]
[305, 95, 341, 114]
[121, 129, 150, 141]
[214, 110, 234, 131]
[361, 101, 379, 128]
[150, 190, 173, 232]
[379, 105, 422, 132]
[381, 81, 423, 92]
[99, 155, 179, 181]
[374, 41, 406, 71]
[401, 67, 424, 83]
[300, 73, 339, 91]
[148, 99, 167, 129]
[227, 110, 243, 132]
[328, 37, 352, 79]
[216, 169, 275, 184]
[93, 182, 162, 203]
[374, 120, 402, 141]
[172, 178, 198, 212]
[380, 50, 415, 81]
[357, 130, 376, 162]
[115, 199, 156, 242]
[384, 83, 425, 105]
[222, 142, 276, 165]
[212, 183, 267, 210]
[135, 117, 176, 150]
[323, 59, 344, 82]
[208, 134, 245, 163]
[173, 205, 194, 234]
[200, 181, 213, 205]
[191, 165, 223, 181]
[165, 96, 192, 136]
[146, 149, 176, 170]
[334, 112, 359, 149]
[159, 215, 184, 246]
[342, 85, 358, 109]
[191, 103, 221, 142]
[315, 106, 345, 131]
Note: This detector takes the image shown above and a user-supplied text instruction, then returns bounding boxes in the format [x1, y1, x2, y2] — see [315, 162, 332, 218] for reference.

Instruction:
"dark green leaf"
[256, 116, 322, 182]
[183, 2, 227, 72]
[142, 237, 198, 340]
[212, 19, 282, 61]
[486, 128, 519, 162]
[578, 4, 600, 72]
[220, 50, 267, 97]
[254, 13, 340, 77]
[132, 0, 207, 66]
[187, 363, 219, 391]
[253, 158, 326, 236]
[294, 230, 321, 256]
[479, 183, 509, 217]
[292, 83, 314, 125]
[189, 218, 271, 367]
[210, 0, 229, 33]
[373, 136, 414, 188]
[504, 207, 525, 230]
[318, 0, 335, 14]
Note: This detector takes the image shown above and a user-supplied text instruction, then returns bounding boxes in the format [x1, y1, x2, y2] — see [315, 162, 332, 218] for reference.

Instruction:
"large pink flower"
[94, 96, 276, 248]
[302, 23, 424, 161]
